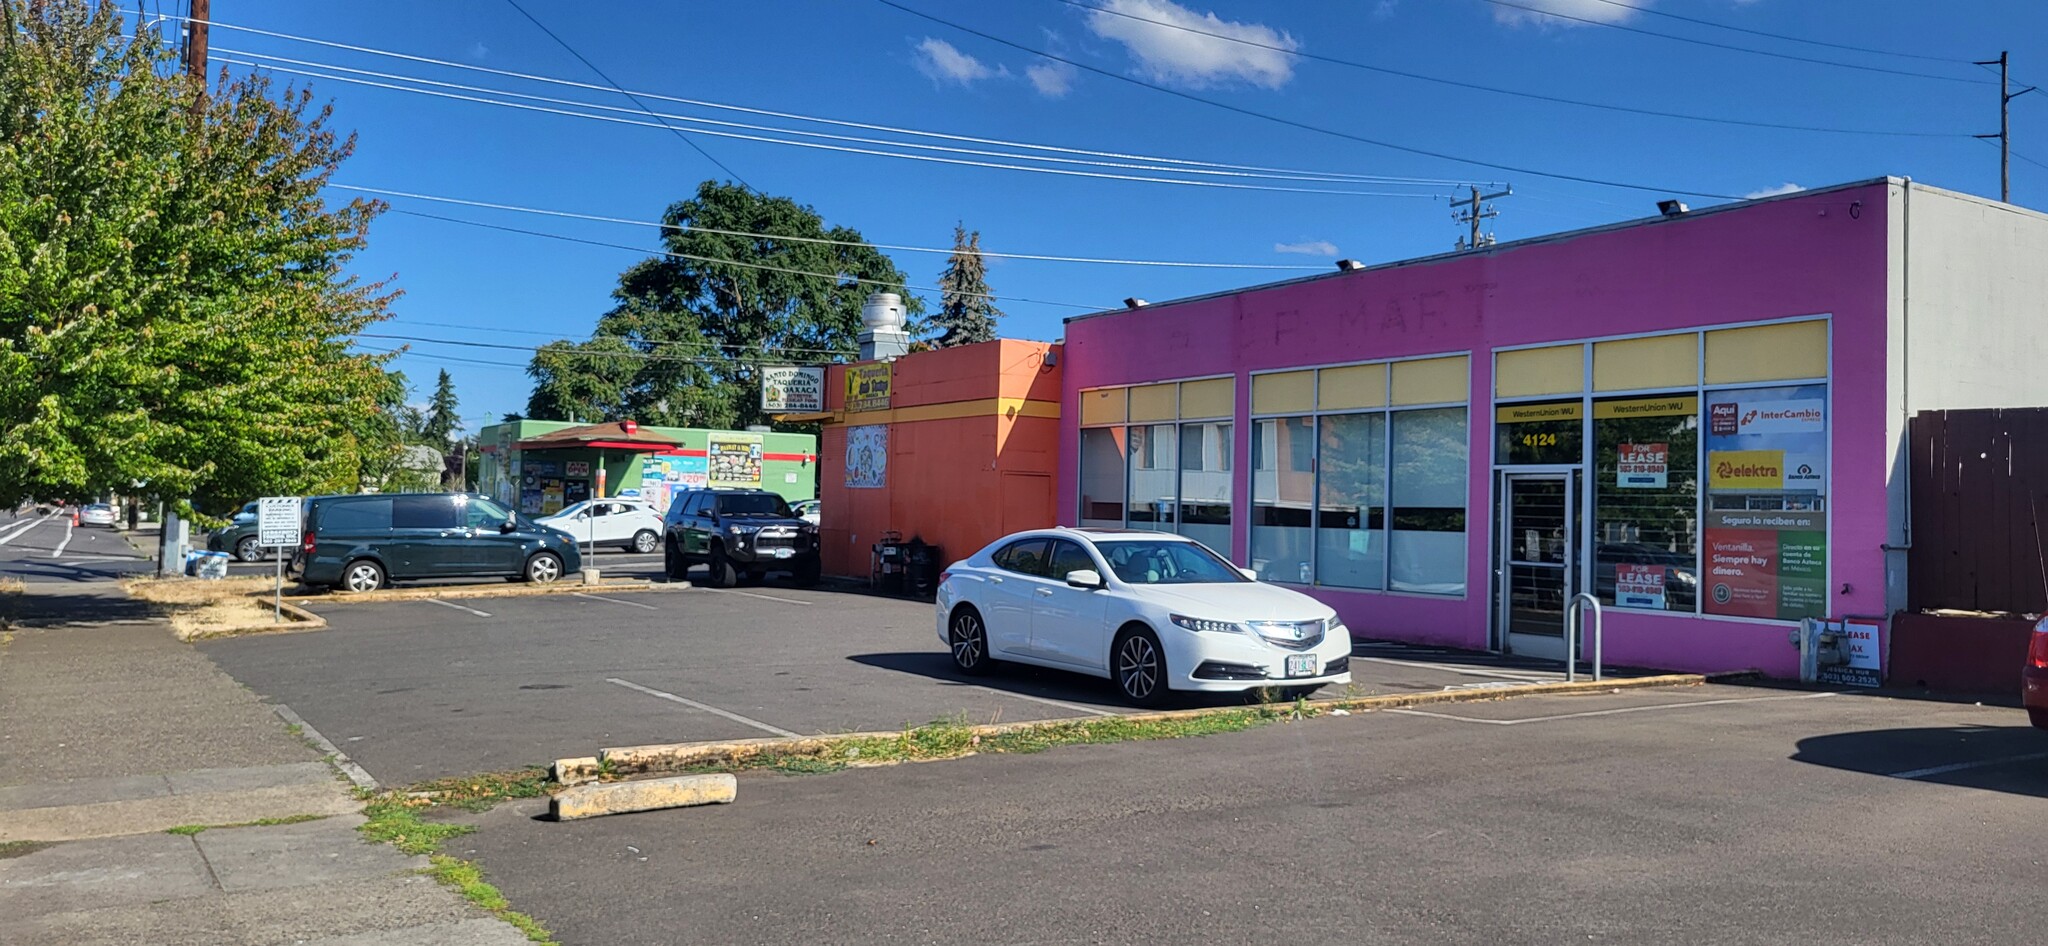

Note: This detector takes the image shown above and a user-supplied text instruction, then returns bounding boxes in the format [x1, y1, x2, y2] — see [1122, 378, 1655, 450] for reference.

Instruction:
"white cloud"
[1274, 240, 1339, 256]
[1492, 0, 1649, 29]
[1743, 182, 1804, 199]
[912, 37, 998, 85]
[1026, 60, 1077, 97]
[1373, 0, 1399, 19]
[1084, 0, 1298, 90]
[468, 41, 489, 60]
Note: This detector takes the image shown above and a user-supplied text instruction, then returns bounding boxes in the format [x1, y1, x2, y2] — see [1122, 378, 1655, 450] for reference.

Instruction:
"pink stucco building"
[1059, 178, 2048, 678]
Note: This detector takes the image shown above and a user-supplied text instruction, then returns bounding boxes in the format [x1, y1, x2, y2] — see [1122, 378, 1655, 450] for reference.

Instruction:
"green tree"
[0, 1, 398, 512]
[527, 181, 920, 430]
[931, 223, 1000, 347]
[423, 369, 460, 446]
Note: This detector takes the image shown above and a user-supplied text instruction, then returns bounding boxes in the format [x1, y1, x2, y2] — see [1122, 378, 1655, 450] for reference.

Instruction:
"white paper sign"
[257, 496, 301, 548]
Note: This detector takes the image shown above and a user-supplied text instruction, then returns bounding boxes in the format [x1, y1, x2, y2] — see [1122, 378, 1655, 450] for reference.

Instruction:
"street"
[0, 511, 154, 584]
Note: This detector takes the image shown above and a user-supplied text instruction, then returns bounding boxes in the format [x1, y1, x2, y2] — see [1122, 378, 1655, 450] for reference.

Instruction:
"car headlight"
[1327, 618, 1348, 635]
[726, 525, 745, 536]
[1170, 614, 1245, 634]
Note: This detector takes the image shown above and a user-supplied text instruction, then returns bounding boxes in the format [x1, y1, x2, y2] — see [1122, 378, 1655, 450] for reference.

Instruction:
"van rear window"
[318, 499, 392, 532]
[392, 495, 456, 530]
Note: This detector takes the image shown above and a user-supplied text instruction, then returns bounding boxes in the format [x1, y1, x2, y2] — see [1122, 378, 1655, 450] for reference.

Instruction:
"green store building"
[477, 419, 819, 517]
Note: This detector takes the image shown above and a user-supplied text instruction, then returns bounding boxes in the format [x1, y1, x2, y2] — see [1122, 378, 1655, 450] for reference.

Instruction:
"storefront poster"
[1816, 620, 1883, 688]
[708, 434, 764, 488]
[640, 454, 709, 512]
[1616, 442, 1668, 489]
[761, 366, 826, 413]
[566, 461, 590, 477]
[846, 364, 892, 412]
[1702, 385, 1828, 621]
[1615, 563, 1667, 609]
[845, 425, 887, 489]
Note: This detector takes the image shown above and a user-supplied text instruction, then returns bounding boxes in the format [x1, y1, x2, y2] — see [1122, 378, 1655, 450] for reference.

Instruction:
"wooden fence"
[1908, 408, 2048, 614]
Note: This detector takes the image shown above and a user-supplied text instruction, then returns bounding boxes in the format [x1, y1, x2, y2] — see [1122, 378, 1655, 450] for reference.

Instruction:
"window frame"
[1076, 374, 1238, 547]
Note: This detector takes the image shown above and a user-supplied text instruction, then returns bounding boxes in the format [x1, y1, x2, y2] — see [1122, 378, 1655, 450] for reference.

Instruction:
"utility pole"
[1974, 51, 2036, 203]
[182, 0, 208, 79]
[1451, 185, 1512, 251]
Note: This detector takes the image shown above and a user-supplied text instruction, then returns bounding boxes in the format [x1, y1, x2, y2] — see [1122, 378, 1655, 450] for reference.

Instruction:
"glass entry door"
[1500, 473, 1579, 661]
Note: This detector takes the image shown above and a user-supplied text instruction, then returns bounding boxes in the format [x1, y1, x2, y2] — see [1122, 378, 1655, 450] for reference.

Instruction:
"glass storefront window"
[1593, 395, 1700, 612]
[1078, 427, 1127, 529]
[1701, 384, 1828, 621]
[1252, 416, 1313, 583]
[1179, 421, 1232, 554]
[1316, 413, 1386, 589]
[1127, 424, 1177, 531]
[1390, 408, 1468, 594]
[1496, 401, 1583, 465]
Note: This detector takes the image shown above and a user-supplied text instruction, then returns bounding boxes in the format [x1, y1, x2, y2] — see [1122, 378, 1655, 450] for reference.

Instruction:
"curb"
[274, 703, 379, 792]
[550, 773, 736, 821]
[294, 579, 694, 606]
[179, 599, 329, 641]
[593, 671, 1724, 777]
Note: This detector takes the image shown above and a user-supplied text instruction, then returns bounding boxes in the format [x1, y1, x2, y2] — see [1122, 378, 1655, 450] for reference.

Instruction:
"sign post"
[257, 497, 301, 623]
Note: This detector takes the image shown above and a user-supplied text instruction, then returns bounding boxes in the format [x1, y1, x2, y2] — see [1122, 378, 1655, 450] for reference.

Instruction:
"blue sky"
[194, 0, 2046, 430]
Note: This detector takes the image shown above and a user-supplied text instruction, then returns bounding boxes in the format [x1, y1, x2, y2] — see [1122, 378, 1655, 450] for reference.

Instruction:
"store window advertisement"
[1702, 384, 1827, 621]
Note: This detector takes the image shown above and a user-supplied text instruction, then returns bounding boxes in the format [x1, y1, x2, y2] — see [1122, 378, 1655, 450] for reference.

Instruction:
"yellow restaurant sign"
[845, 364, 892, 412]
[1709, 449, 1785, 490]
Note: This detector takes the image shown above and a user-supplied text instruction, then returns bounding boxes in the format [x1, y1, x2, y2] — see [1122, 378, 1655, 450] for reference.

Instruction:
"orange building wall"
[819, 339, 1062, 577]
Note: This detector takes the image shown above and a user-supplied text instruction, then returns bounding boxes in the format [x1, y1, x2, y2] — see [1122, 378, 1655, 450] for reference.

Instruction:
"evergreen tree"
[424, 370, 460, 445]
[931, 224, 1001, 347]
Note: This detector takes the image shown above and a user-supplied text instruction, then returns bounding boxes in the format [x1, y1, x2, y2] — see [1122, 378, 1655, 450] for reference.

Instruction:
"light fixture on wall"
[1124, 298, 1148, 309]
[1657, 200, 1689, 216]
[1335, 259, 1364, 271]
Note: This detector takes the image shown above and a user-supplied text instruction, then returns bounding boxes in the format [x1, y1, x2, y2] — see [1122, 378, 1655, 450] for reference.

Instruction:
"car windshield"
[717, 494, 792, 517]
[1095, 539, 1247, 585]
[551, 501, 590, 518]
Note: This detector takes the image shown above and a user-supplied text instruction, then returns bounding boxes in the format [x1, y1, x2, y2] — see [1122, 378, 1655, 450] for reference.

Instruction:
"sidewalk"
[0, 583, 531, 945]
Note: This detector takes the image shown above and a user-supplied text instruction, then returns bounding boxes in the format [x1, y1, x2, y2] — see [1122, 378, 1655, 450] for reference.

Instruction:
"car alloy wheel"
[950, 608, 993, 675]
[632, 530, 658, 554]
[526, 551, 563, 584]
[235, 536, 263, 563]
[1114, 630, 1166, 706]
[342, 560, 384, 594]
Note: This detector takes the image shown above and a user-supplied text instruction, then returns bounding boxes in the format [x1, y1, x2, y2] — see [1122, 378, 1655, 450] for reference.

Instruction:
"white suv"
[935, 528, 1353, 706]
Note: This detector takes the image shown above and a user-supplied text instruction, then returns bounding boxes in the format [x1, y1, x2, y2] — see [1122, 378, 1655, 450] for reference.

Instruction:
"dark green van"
[289, 493, 580, 593]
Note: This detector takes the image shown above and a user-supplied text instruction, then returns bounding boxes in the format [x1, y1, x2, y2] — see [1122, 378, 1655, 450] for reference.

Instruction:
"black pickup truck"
[661, 488, 821, 587]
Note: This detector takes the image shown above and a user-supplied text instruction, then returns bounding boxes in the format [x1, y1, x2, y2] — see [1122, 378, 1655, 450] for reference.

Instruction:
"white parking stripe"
[50, 521, 73, 557]
[966, 684, 1120, 718]
[1352, 655, 1559, 682]
[702, 588, 812, 606]
[421, 598, 491, 618]
[1889, 751, 2048, 780]
[572, 592, 660, 611]
[0, 518, 43, 545]
[606, 678, 800, 738]
[1383, 691, 1838, 726]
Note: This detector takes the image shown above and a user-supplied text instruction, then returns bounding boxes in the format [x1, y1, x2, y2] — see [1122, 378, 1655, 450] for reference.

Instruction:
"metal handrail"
[1564, 593, 1604, 682]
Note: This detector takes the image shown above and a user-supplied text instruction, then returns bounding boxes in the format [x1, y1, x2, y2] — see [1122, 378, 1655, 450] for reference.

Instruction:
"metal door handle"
[989, 576, 1004, 584]
[1034, 588, 1054, 597]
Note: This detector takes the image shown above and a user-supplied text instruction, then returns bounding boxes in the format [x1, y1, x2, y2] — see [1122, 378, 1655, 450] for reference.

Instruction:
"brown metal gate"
[1908, 408, 2048, 614]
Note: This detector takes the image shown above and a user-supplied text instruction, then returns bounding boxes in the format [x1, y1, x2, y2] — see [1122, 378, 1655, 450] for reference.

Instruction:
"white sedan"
[537, 499, 665, 553]
[935, 528, 1352, 706]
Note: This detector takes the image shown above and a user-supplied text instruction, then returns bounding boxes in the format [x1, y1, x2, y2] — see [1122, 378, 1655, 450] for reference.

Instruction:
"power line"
[219, 55, 1448, 198]
[335, 184, 1335, 270]
[178, 13, 1494, 187]
[1567, 0, 1973, 64]
[876, 0, 1733, 200]
[385, 208, 1106, 310]
[361, 332, 845, 367]
[498, 0, 752, 189]
[227, 48, 1452, 188]
[385, 320, 857, 355]
[1049, 0, 1966, 138]
[1476, 0, 1992, 85]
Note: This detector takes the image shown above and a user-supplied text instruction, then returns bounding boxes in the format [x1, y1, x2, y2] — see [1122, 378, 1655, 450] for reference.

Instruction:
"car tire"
[339, 559, 385, 595]
[948, 606, 996, 676]
[234, 536, 263, 563]
[791, 557, 821, 587]
[707, 545, 738, 588]
[630, 530, 659, 554]
[1111, 625, 1171, 708]
[663, 539, 688, 582]
[525, 551, 564, 584]
[2030, 706, 2048, 731]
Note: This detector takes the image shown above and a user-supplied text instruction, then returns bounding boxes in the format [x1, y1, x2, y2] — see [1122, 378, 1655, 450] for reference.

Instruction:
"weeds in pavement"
[428, 855, 558, 945]
[403, 767, 553, 812]
[356, 767, 561, 944]
[164, 814, 331, 836]
[359, 794, 477, 856]
[0, 840, 49, 859]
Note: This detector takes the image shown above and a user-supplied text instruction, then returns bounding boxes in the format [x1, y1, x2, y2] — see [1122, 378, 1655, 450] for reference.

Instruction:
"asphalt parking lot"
[197, 581, 1593, 785]
[454, 684, 2046, 945]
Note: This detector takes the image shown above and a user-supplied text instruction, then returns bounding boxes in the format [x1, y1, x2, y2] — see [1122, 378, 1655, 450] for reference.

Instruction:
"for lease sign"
[1615, 564, 1666, 609]
[1616, 442, 1668, 489]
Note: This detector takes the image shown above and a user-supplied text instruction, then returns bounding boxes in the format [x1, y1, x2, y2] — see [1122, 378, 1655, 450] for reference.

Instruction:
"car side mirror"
[1065, 569, 1105, 590]
[499, 520, 517, 534]
[1238, 567, 1259, 581]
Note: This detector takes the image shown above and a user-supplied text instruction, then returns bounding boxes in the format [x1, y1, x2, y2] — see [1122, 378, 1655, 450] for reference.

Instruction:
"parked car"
[2026, 615, 2048, 731]
[208, 498, 313, 562]
[661, 488, 820, 588]
[537, 498, 665, 554]
[289, 492, 579, 594]
[792, 499, 821, 526]
[78, 503, 118, 528]
[936, 528, 1354, 707]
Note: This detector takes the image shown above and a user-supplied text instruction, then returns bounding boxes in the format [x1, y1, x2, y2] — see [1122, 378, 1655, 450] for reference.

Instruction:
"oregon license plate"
[772, 548, 794, 559]
[1285, 654, 1318, 678]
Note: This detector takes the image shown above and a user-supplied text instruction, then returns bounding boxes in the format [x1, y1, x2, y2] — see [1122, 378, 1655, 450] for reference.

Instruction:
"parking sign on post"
[257, 497, 300, 622]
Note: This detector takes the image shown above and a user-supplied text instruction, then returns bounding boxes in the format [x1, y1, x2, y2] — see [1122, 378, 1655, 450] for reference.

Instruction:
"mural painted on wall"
[845, 425, 887, 489]
[1702, 384, 1828, 621]
[708, 434, 764, 488]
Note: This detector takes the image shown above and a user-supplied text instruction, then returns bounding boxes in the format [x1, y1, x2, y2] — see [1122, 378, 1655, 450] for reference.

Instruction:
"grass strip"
[356, 767, 559, 945]
[164, 813, 331, 836]
[0, 840, 50, 859]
